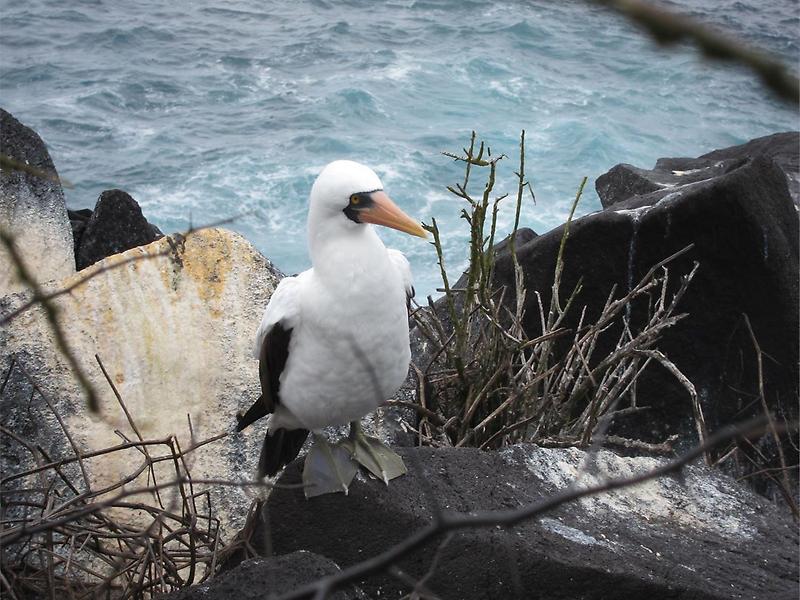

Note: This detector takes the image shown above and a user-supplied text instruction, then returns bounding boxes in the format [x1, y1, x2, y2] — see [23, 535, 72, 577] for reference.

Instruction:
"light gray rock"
[0, 108, 75, 295]
[1, 228, 281, 540]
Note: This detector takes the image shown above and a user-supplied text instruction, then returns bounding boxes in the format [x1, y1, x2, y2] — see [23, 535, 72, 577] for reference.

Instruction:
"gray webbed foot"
[342, 420, 407, 485]
[302, 434, 358, 499]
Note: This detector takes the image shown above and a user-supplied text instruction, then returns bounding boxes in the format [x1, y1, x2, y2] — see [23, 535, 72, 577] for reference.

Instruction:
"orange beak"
[358, 191, 427, 238]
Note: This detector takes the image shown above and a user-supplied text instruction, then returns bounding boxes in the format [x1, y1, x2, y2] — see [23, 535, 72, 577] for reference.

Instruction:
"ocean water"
[2, 0, 798, 296]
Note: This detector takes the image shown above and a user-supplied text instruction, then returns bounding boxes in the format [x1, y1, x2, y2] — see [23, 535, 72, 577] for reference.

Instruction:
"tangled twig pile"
[0, 358, 229, 599]
[411, 133, 704, 455]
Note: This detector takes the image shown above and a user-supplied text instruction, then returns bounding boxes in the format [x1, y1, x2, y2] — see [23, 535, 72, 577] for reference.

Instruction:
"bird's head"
[309, 160, 427, 238]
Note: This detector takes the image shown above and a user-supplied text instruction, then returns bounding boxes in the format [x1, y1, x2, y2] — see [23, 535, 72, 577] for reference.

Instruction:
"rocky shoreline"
[1, 107, 797, 599]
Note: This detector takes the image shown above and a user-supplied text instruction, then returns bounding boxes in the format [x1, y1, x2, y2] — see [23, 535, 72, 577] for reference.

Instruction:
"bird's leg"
[302, 433, 358, 499]
[345, 420, 407, 485]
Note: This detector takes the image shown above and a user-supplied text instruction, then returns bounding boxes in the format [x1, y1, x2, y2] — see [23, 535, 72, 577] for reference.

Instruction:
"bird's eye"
[350, 194, 360, 205]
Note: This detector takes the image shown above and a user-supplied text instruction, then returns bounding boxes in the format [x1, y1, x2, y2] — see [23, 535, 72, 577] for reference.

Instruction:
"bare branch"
[589, 0, 799, 103]
[0, 153, 74, 188]
[0, 249, 171, 326]
[741, 313, 798, 517]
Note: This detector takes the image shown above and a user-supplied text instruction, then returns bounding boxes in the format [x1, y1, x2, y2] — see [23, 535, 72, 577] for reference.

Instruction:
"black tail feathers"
[258, 427, 310, 478]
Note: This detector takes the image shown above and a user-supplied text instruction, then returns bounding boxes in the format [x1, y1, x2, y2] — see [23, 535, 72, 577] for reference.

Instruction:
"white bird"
[236, 160, 426, 497]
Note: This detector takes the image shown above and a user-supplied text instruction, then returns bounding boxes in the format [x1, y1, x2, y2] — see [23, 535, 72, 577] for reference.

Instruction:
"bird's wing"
[387, 248, 415, 306]
[237, 276, 302, 432]
[239, 275, 310, 477]
[252, 275, 303, 360]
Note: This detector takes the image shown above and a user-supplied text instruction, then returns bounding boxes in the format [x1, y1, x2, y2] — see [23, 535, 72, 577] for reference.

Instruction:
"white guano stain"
[504, 445, 756, 539]
[540, 517, 614, 549]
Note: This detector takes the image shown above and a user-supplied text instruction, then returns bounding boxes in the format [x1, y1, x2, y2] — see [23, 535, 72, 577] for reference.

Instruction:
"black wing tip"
[236, 395, 269, 432]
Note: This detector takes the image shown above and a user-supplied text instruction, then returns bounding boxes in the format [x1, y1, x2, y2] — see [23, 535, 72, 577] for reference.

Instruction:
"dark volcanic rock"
[0, 108, 74, 292]
[595, 163, 664, 207]
[160, 552, 365, 600]
[67, 208, 92, 258]
[596, 132, 799, 207]
[75, 189, 163, 270]
[485, 149, 799, 500]
[0, 109, 64, 206]
[256, 445, 798, 600]
[68, 208, 93, 220]
[693, 132, 799, 204]
[492, 227, 538, 261]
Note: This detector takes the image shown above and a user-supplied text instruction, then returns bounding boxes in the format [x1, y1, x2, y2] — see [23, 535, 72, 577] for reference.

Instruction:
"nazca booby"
[236, 160, 426, 497]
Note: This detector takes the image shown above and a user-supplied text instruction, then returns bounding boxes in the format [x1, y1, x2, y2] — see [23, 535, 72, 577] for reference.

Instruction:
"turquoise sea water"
[2, 0, 798, 296]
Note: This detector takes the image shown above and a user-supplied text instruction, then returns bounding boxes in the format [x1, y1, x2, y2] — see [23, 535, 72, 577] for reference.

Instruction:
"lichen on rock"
[1, 228, 282, 537]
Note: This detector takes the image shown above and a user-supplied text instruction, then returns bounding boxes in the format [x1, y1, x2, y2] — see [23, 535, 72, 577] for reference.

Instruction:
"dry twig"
[589, 0, 799, 103]
[413, 133, 698, 455]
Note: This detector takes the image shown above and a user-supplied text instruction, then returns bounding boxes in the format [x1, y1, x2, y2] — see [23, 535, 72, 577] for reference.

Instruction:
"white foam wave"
[372, 59, 422, 82]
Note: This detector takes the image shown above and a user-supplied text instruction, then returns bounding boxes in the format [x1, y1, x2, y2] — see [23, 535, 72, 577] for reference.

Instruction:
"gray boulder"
[254, 444, 797, 599]
[0, 108, 75, 295]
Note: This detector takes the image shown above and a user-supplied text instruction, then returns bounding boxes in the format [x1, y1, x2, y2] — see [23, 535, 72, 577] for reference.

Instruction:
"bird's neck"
[308, 215, 388, 284]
